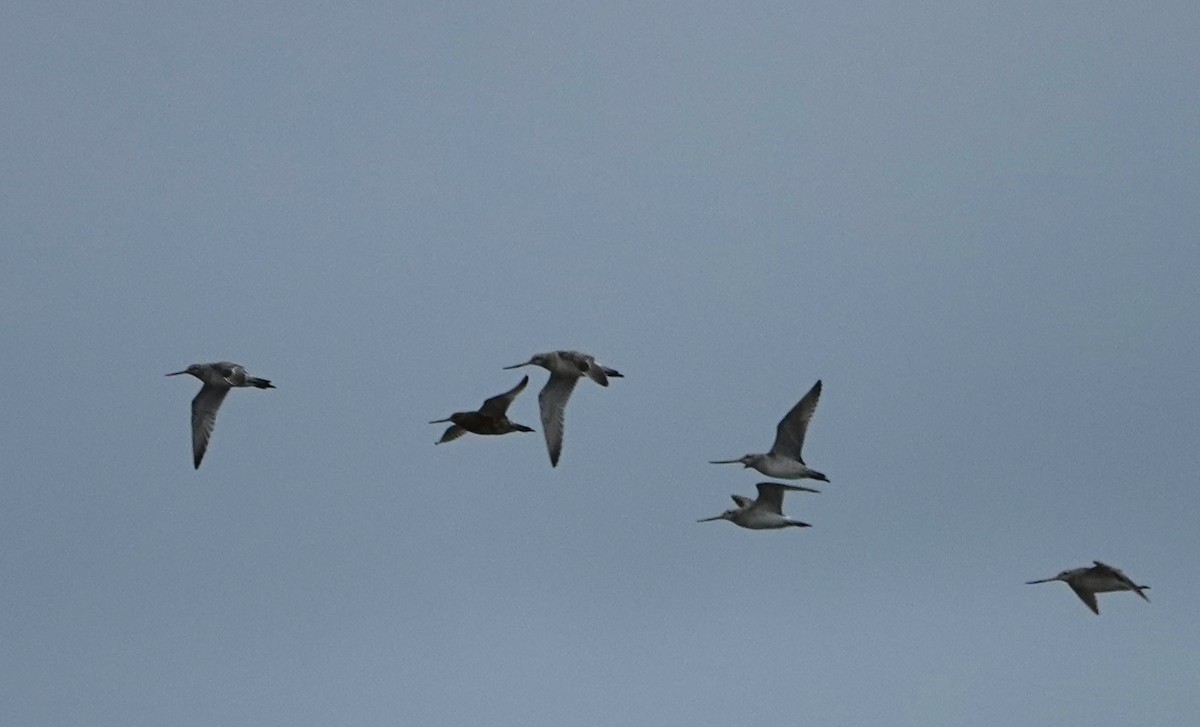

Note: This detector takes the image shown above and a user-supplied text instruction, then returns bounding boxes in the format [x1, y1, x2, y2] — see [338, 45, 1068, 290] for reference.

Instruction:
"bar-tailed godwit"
[503, 350, 622, 467]
[710, 379, 829, 482]
[166, 362, 274, 469]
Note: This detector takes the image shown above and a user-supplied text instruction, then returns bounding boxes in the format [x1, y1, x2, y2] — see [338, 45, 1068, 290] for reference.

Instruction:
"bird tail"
[248, 377, 275, 389]
[787, 520, 812, 528]
[603, 367, 623, 378]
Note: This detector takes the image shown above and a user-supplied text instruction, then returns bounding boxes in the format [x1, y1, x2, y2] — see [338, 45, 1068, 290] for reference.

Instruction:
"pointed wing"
[228, 364, 247, 385]
[769, 380, 822, 460]
[480, 375, 528, 417]
[559, 351, 608, 387]
[538, 374, 579, 467]
[1069, 583, 1100, 614]
[191, 384, 229, 468]
[584, 360, 609, 387]
[753, 482, 817, 513]
[753, 482, 798, 514]
[730, 495, 755, 509]
[1093, 561, 1150, 602]
[435, 424, 468, 444]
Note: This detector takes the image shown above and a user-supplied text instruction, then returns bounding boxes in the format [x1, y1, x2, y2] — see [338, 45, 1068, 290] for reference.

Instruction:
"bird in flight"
[1026, 560, 1150, 614]
[166, 361, 274, 469]
[430, 376, 535, 444]
[697, 481, 820, 530]
[502, 350, 622, 467]
[710, 379, 829, 482]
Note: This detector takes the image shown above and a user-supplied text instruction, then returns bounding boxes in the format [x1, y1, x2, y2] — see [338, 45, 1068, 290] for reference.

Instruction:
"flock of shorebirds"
[167, 351, 1151, 616]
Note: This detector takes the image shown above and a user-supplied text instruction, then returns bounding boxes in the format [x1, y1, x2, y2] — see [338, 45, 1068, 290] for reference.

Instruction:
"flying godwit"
[1026, 561, 1150, 614]
[710, 379, 829, 481]
[502, 350, 622, 467]
[697, 481, 819, 530]
[166, 362, 274, 469]
[430, 375, 534, 444]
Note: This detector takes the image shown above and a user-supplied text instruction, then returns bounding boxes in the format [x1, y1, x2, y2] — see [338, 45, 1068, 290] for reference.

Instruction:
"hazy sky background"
[3, 2, 1198, 725]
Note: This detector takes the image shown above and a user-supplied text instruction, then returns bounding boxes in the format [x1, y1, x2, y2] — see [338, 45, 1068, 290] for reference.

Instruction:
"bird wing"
[769, 380, 822, 460]
[560, 351, 608, 386]
[213, 361, 242, 385]
[730, 495, 755, 509]
[480, 375, 528, 417]
[753, 482, 817, 514]
[1069, 583, 1100, 614]
[435, 424, 468, 444]
[584, 360, 609, 387]
[538, 374, 579, 467]
[191, 384, 230, 469]
[1093, 561, 1150, 602]
[753, 482, 793, 514]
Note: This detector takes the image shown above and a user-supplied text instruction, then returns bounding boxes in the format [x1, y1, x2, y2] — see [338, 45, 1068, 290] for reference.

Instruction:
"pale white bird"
[710, 379, 829, 482]
[166, 362, 274, 469]
[697, 481, 820, 530]
[1026, 561, 1150, 615]
[502, 350, 622, 467]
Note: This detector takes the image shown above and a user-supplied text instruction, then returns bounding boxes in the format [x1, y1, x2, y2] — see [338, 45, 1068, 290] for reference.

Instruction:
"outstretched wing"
[1069, 583, 1100, 614]
[480, 375, 529, 417]
[754, 482, 789, 514]
[769, 380, 822, 461]
[730, 495, 755, 509]
[538, 374, 579, 467]
[584, 360, 609, 386]
[435, 424, 468, 445]
[191, 384, 229, 469]
[1094, 561, 1151, 602]
[754, 482, 817, 514]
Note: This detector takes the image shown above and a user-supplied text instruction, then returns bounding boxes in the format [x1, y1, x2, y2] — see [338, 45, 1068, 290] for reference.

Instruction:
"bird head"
[429, 412, 470, 425]
[165, 364, 202, 379]
[1026, 570, 1073, 585]
[709, 455, 755, 468]
[503, 354, 547, 370]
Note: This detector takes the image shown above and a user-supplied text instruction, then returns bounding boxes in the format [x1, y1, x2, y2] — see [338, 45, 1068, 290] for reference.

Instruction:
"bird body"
[1026, 561, 1150, 614]
[710, 379, 829, 482]
[503, 350, 622, 467]
[166, 362, 274, 469]
[698, 482, 819, 530]
[431, 376, 534, 444]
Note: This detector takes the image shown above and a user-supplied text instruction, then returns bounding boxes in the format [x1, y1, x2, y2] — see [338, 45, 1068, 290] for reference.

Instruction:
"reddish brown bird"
[430, 375, 535, 444]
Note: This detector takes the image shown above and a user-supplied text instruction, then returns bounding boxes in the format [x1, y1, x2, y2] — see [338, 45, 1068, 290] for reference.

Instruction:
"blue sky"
[2, 2, 1198, 725]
